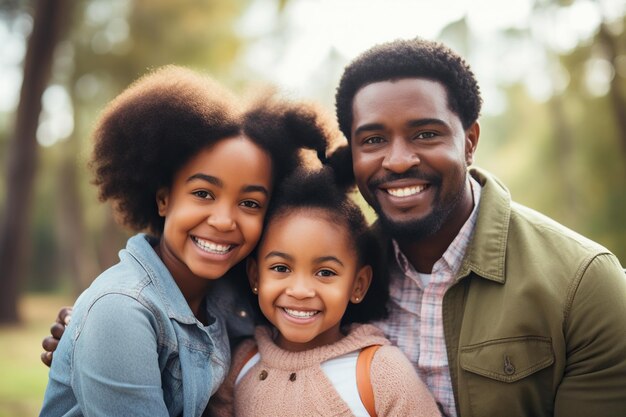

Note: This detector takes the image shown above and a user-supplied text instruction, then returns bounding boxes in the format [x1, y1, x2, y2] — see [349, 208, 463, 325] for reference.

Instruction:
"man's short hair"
[335, 38, 482, 140]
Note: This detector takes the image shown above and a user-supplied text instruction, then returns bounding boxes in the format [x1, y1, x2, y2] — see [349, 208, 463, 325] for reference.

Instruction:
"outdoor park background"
[0, 0, 625, 415]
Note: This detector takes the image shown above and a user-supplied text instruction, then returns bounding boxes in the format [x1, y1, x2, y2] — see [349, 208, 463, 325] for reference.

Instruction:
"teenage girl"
[208, 155, 441, 417]
[39, 66, 329, 417]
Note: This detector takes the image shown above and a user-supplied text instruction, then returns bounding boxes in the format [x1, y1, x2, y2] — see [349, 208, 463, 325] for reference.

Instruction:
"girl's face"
[157, 135, 272, 287]
[248, 209, 372, 352]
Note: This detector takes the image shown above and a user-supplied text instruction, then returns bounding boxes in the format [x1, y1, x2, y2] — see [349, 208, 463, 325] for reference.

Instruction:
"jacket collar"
[126, 233, 200, 324]
[457, 167, 511, 284]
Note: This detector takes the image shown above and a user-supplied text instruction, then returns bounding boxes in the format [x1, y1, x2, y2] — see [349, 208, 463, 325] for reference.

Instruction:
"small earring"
[252, 286, 258, 294]
[354, 296, 360, 302]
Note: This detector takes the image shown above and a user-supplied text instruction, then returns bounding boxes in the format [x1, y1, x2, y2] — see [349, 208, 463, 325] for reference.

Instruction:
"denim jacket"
[40, 234, 231, 417]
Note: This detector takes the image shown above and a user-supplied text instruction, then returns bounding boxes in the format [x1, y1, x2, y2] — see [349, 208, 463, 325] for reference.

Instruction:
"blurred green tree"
[439, 1, 626, 261]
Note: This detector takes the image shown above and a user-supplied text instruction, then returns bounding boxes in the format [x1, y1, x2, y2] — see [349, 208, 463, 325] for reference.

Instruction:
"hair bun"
[324, 145, 355, 191]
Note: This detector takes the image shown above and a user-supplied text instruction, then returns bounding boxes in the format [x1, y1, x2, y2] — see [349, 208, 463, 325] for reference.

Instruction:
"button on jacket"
[40, 234, 230, 417]
[375, 168, 626, 417]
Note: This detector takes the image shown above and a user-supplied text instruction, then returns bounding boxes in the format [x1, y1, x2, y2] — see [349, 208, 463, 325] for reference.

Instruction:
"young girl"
[208, 157, 441, 417]
[39, 65, 330, 417]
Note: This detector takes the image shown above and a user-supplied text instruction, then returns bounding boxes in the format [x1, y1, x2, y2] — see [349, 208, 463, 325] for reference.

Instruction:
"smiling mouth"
[385, 184, 429, 197]
[282, 308, 319, 319]
[191, 236, 234, 254]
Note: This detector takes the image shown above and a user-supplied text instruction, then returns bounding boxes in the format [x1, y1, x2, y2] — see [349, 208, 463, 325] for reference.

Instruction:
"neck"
[154, 241, 212, 323]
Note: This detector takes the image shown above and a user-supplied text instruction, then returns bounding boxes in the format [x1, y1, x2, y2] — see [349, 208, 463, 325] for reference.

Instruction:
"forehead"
[262, 209, 352, 246]
[176, 135, 272, 184]
[351, 79, 452, 129]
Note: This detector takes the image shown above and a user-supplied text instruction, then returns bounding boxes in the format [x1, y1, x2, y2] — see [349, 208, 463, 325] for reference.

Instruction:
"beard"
[368, 168, 467, 241]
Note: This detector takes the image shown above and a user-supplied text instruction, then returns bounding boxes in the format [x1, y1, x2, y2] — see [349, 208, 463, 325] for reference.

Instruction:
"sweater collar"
[253, 324, 390, 371]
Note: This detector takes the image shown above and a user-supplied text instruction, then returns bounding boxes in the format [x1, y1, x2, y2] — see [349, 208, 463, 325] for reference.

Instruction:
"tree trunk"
[597, 23, 626, 155]
[549, 94, 578, 226]
[56, 140, 101, 295]
[0, 0, 69, 323]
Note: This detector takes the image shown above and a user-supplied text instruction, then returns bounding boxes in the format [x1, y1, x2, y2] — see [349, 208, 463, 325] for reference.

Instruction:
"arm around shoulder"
[555, 253, 626, 417]
[370, 345, 441, 417]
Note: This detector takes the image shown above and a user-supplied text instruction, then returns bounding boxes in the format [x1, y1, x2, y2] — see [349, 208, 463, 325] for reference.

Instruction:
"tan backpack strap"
[233, 343, 259, 383]
[356, 344, 382, 417]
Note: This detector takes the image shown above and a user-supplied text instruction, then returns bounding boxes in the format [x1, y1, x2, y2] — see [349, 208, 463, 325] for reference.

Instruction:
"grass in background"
[0, 294, 73, 417]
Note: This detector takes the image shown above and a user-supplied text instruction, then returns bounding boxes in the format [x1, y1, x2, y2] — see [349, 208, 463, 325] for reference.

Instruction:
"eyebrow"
[188, 173, 221, 186]
[264, 251, 293, 261]
[263, 252, 344, 267]
[187, 173, 269, 196]
[353, 118, 448, 136]
[353, 123, 385, 137]
[314, 256, 344, 267]
[407, 118, 448, 129]
[243, 185, 270, 197]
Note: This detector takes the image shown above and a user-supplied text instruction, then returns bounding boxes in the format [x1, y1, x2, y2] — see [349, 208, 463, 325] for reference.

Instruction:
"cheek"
[257, 280, 281, 310]
[424, 146, 466, 174]
[352, 154, 368, 177]
[241, 216, 265, 245]
[325, 284, 353, 304]
[352, 155, 377, 192]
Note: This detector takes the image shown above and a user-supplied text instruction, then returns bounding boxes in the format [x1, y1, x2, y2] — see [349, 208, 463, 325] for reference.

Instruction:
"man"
[334, 38, 626, 416]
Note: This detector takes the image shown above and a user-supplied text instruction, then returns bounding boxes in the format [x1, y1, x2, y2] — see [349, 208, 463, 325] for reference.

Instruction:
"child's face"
[157, 135, 272, 284]
[248, 209, 372, 352]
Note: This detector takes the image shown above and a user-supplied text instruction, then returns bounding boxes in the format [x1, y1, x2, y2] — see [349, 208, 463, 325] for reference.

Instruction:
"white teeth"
[192, 237, 233, 254]
[283, 308, 318, 318]
[386, 184, 426, 197]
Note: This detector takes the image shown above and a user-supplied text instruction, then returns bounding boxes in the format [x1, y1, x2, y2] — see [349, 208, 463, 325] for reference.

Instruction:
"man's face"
[350, 78, 478, 241]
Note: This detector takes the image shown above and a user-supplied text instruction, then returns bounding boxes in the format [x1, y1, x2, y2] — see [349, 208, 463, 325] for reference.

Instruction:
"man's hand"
[41, 306, 73, 367]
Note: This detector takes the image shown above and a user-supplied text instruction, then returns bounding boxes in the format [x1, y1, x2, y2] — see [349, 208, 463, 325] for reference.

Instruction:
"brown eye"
[270, 265, 290, 273]
[316, 269, 336, 278]
[415, 131, 436, 140]
[363, 136, 385, 145]
[192, 190, 213, 199]
[240, 200, 261, 209]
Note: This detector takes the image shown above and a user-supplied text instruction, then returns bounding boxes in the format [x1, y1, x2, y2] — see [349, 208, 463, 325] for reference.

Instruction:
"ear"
[156, 187, 170, 217]
[246, 257, 259, 294]
[465, 121, 480, 166]
[351, 265, 372, 304]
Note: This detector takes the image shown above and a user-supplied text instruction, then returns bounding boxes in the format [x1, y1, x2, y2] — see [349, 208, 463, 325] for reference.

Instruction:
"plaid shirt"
[374, 178, 481, 417]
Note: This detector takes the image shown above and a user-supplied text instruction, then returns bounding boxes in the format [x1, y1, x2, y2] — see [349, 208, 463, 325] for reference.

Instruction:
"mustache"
[369, 169, 441, 189]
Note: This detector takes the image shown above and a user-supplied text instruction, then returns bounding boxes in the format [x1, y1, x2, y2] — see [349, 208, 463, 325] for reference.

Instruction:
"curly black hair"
[90, 66, 331, 235]
[257, 153, 389, 325]
[335, 37, 482, 140]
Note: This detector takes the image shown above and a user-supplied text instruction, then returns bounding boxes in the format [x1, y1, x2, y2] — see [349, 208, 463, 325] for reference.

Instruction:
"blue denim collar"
[126, 233, 201, 325]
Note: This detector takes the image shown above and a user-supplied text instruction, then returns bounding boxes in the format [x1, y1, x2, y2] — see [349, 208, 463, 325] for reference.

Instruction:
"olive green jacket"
[378, 167, 626, 417]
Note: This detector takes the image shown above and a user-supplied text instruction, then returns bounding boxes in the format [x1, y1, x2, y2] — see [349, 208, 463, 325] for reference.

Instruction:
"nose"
[381, 138, 420, 173]
[206, 204, 236, 232]
[285, 275, 315, 299]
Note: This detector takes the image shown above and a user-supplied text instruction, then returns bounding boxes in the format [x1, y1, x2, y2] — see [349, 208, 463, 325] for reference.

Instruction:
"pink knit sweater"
[208, 324, 441, 417]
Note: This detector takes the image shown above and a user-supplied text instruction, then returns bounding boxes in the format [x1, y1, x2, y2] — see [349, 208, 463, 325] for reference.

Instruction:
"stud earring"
[354, 296, 360, 302]
[252, 286, 258, 294]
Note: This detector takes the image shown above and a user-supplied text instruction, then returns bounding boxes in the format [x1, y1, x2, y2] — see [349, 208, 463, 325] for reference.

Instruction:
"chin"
[192, 266, 230, 281]
[378, 214, 444, 241]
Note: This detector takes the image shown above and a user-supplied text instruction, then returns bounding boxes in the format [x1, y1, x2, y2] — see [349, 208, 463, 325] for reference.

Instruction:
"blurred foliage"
[436, 0, 626, 263]
[0, 0, 624, 305]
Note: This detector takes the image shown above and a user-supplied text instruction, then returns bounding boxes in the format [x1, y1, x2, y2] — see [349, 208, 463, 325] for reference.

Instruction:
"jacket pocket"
[460, 335, 554, 383]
